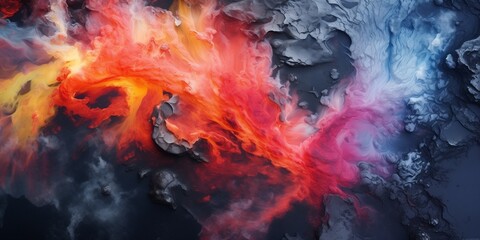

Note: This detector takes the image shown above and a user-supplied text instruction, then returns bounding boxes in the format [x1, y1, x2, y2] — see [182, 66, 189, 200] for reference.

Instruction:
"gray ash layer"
[223, 0, 344, 66]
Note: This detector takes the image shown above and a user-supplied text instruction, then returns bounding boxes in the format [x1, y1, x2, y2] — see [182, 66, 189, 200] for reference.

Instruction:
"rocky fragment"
[319, 89, 332, 107]
[456, 35, 480, 102]
[152, 95, 191, 154]
[396, 152, 428, 186]
[405, 122, 416, 133]
[222, 0, 341, 66]
[153, 96, 216, 162]
[272, 36, 333, 66]
[330, 68, 339, 80]
[150, 170, 187, 209]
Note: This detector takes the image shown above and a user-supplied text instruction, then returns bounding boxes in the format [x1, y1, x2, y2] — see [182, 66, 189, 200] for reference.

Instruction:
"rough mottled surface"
[0, 0, 479, 239]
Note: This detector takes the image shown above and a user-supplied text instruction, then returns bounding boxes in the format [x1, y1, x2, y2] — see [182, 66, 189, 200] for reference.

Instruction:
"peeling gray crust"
[152, 95, 191, 155]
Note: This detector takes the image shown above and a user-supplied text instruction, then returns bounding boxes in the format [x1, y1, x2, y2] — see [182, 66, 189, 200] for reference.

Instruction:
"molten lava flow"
[0, 0, 400, 238]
